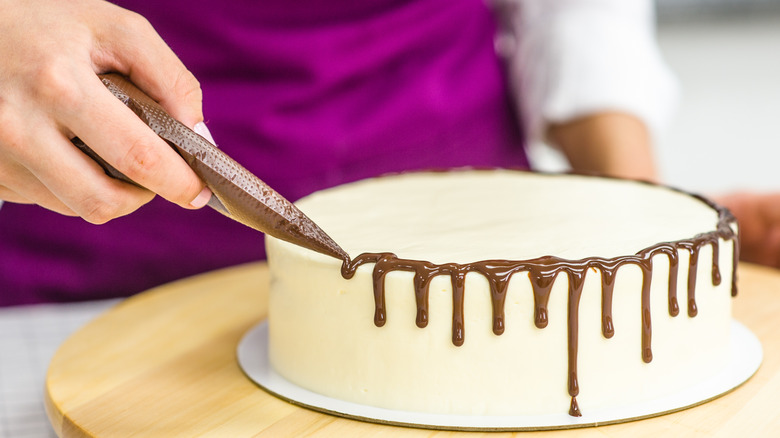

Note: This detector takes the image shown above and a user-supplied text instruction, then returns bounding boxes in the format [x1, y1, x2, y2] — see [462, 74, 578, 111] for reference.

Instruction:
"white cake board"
[236, 320, 761, 431]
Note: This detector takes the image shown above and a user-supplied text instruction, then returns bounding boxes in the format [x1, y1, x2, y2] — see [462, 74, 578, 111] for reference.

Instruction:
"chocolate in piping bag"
[72, 73, 348, 261]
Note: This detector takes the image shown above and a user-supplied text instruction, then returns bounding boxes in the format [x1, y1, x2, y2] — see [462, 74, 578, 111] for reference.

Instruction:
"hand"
[714, 193, 780, 269]
[0, 0, 210, 223]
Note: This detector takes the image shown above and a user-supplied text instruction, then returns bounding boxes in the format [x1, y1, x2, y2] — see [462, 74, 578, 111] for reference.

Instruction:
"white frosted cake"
[265, 169, 738, 417]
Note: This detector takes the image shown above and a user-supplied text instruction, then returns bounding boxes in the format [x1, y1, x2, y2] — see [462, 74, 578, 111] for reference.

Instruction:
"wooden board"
[45, 262, 780, 437]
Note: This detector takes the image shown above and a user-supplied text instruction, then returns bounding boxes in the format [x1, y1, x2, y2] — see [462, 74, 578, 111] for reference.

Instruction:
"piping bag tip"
[73, 73, 349, 262]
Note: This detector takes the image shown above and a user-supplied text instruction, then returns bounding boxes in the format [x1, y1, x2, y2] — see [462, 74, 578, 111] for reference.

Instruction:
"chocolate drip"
[686, 244, 700, 318]
[712, 242, 722, 286]
[566, 268, 587, 416]
[731, 237, 740, 297]
[339, 198, 738, 416]
[599, 260, 622, 338]
[569, 397, 582, 417]
[451, 271, 467, 346]
[529, 263, 556, 329]
[654, 245, 681, 317]
[413, 265, 435, 328]
[371, 254, 392, 327]
[640, 260, 653, 363]
[601, 281, 615, 339]
[487, 265, 514, 335]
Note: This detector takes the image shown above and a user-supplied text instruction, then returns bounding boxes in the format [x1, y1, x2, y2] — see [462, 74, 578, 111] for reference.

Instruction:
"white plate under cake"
[263, 169, 742, 419]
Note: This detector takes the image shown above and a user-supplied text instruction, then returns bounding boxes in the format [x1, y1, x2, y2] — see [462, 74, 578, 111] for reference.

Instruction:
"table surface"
[45, 262, 780, 437]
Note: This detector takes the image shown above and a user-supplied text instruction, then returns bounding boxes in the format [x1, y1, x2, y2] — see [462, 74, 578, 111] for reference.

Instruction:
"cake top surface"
[292, 170, 720, 264]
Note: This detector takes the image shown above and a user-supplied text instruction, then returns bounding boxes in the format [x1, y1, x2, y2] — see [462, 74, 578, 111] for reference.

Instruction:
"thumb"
[91, 4, 203, 127]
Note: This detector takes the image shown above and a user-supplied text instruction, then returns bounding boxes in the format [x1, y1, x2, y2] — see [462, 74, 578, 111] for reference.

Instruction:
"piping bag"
[71, 73, 349, 262]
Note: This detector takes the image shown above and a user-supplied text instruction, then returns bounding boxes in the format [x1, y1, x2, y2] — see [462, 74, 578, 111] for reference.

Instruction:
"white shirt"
[491, 0, 679, 168]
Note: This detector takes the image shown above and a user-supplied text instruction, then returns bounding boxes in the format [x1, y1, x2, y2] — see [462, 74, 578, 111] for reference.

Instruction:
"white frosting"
[266, 170, 735, 416]
[294, 170, 719, 263]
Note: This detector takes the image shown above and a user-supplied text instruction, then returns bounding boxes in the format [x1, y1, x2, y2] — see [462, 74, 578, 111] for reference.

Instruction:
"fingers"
[0, 152, 82, 218]
[762, 226, 780, 269]
[0, 97, 77, 215]
[4, 120, 157, 223]
[0, 187, 33, 205]
[91, 3, 203, 128]
[85, 3, 211, 207]
[755, 193, 780, 224]
[716, 192, 780, 269]
[193, 122, 217, 146]
[0, 169, 76, 217]
[0, 0, 208, 223]
[0, 164, 53, 207]
[751, 193, 780, 268]
[53, 72, 206, 210]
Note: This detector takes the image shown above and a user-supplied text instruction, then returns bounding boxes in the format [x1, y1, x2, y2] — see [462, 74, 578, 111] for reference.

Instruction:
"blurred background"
[654, 0, 780, 194]
[532, 0, 780, 195]
[522, 0, 780, 196]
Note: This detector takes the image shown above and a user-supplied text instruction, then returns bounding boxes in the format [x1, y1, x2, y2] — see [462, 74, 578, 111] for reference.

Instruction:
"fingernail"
[189, 186, 212, 209]
[193, 121, 216, 146]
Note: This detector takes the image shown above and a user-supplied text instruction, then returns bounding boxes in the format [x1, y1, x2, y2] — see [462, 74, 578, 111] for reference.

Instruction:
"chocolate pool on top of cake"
[265, 169, 738, 417]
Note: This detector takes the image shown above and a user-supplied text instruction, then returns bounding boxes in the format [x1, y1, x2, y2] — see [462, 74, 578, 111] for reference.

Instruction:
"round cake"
[265, 169, 738, 417]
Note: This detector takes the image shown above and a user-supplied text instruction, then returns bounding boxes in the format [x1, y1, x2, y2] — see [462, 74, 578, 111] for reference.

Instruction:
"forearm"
[493, 0, 677, 176]
[547, 112, 659, 183]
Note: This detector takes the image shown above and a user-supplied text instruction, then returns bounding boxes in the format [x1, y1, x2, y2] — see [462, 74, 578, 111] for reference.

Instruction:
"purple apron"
[0, 0, 526, 305]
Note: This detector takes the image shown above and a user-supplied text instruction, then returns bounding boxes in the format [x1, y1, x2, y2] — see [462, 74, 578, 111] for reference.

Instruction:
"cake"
[265, 169, 738, 417]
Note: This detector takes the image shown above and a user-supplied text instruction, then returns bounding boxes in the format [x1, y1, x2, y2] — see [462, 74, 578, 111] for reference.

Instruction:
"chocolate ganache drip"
[339, 197, 738, 417]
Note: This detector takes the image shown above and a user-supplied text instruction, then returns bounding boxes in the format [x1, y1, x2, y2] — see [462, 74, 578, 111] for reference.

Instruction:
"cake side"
[266, 170, 738, 416]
